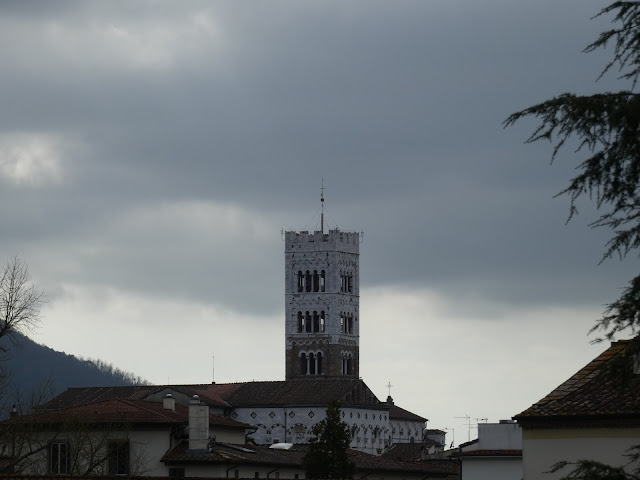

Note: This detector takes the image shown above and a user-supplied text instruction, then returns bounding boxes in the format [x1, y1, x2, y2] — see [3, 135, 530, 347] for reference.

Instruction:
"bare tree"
[0, 256, 43, 353]
[0, 415, 151, 476]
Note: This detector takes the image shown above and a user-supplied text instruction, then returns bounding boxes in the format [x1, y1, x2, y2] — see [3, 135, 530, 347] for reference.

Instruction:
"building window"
[305, 311, 312, 332]
[169, 468, 185, 478]
[301, 351, 324, 375]
[342, 352, 352, 375]
[320, 271, 325, 292]
[305, 270, 312, 292]
[297, 311, 304, 333]
[320, 311, 325, 332]
[313, 270, 319, 292]
[107, 441, 129, 476]
[297, 271, 304, 292]
[49, 441, 70, 474]
[313, 311, 319, 332]
[309, 353, 316, 374]
[340, 272, 354, 293]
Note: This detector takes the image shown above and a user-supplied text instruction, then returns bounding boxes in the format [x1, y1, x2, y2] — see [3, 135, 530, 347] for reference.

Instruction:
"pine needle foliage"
[506, 3, 640, 479]
[549, 446, 640, 479]
[504, 2, 640, 345]
[302, 400, 355, 480]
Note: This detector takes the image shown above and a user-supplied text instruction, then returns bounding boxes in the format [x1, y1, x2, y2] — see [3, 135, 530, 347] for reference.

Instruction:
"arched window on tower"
[313, 270, 319, 292]
[348, 274, 353, 293]
[320, 270, 325, 292]
[320, 311, 325, 332]
[297, 311, 303, 333]
[309, 353, 316, 374]
[340, 314, 344, 333]
[300, 354, 307, 375]
[341, 352, 353, 375]
[305, 312, 311, 333]
[297, 271, 304, 292]
[317, 352, 323, 374]
[305, 271, 312, 292]
[348, 315, 353, 334]
[313, 311, 319, 332]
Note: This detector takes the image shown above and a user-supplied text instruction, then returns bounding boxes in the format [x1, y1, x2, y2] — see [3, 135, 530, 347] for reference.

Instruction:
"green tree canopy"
[302, 400, 355, 480]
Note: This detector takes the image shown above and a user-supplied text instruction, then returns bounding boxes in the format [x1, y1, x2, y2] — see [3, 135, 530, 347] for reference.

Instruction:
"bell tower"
[284, 193, 360, 380]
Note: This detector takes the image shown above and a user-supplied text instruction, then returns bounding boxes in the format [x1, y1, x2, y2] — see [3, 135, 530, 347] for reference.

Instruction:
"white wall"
[462, 458, 522, 480]
[390, 418, 425, 445]
[132, 429, 173, 476]
[233, 405, 389, 455]
[523, 428, 640, 480]
[9, 427, 173, 476]
[477, 423, 522, 450]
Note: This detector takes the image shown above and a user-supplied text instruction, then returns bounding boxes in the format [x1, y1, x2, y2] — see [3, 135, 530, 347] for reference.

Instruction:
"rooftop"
[514, 340, 640, 426]
[7, 398, 250, 429]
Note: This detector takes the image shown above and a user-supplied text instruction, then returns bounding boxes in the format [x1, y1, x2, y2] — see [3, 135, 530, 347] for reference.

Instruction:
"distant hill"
[0, 333, 146, 414]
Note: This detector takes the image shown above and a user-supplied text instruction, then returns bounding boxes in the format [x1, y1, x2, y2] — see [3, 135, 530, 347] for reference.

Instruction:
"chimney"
[163, 393, 176, 412]
[189, 395, 209, 452]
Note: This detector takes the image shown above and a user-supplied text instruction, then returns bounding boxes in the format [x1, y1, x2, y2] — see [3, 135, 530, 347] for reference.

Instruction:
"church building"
[36, 206, 431, 456]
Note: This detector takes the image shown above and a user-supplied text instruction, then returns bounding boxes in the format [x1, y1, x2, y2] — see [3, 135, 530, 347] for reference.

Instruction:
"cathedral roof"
[389, 404, 427, 423]
[39, 378, 384, 411]
[199, 378, 384, 408]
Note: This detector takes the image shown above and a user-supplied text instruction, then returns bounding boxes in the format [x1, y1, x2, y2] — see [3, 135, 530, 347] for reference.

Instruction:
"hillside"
[0, 333, 146, 414]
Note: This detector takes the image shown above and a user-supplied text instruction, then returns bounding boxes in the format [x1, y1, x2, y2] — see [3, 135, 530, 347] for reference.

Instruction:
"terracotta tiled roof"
[162, 441, 306, 467]
[37, 385, 162, 410]
[389, 405, 427, 422]
[384, 443, 424, 462]
[163, 441, 458, 476]
[349, 448, 457, 476]
[515, 340, 640, 425]
[4, 399, 250, 429]
[458, 438, 478, 449]
[383, 439, 444, 462]
[455, 449, 522, 457]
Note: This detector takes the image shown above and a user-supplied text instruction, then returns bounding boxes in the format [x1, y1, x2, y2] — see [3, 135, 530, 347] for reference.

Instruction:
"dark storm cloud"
[0, 0, 629, 318]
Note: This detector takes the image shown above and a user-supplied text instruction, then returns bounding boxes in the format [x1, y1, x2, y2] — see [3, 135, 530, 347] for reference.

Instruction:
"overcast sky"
[1, 0, 637, 444]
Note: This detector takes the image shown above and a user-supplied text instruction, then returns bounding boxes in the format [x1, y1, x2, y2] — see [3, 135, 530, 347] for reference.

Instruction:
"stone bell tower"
[284, 196, 360, 380]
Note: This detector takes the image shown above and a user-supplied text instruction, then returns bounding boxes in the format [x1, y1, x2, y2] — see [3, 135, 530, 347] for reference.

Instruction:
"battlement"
[285, 229, 360, 252]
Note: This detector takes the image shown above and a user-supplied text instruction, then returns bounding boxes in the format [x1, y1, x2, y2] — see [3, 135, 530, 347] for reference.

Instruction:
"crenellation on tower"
[285, 228, 360, 380]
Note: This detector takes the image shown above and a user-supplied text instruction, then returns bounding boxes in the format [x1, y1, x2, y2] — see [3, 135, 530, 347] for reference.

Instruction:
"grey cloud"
[0, 0, 630, 322]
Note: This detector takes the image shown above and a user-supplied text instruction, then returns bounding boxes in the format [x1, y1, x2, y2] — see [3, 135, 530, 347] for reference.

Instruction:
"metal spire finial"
[320, 179, 325, 234]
